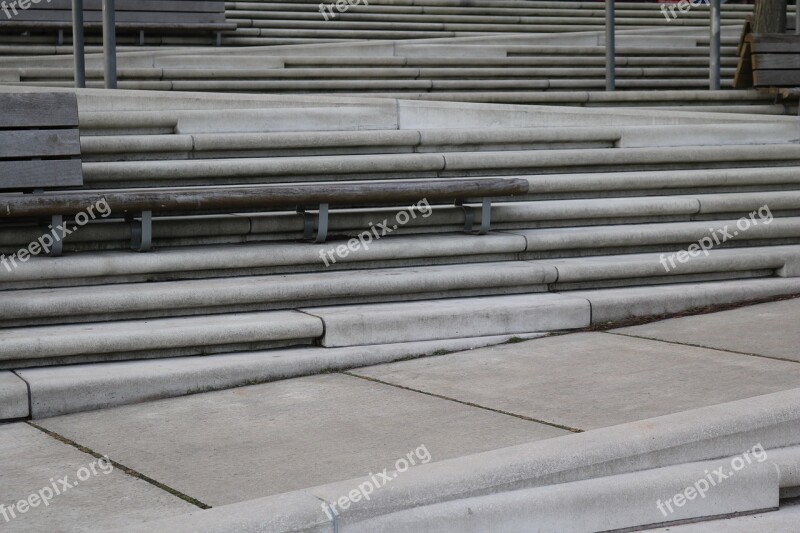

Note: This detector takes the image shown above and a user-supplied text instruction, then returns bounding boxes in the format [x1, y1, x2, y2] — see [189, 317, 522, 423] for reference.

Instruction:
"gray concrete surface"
[613, 297, 800, 362]
[0, 372, 28, 420]
[352, 331, 800, 430]
[36, 373, 568, 507]
[305, 293, 591, 347]
[117, 387, 800, 533]
[0, 423, 194, 533]
[571, 278, 800, 324]
[651, 499, 800, 532]
[19, 333, 547, 420]
[347, 459, 779, 533]
[0, 310, 323, 364]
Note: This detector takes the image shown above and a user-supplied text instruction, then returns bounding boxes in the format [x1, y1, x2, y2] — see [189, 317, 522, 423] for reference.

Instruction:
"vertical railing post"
[71, 0, 85, 88]
[796, 0, 800, 35]
[606, 0, 616, 91]
[102, 0, 117, 89]
[710, 0, 721, 90]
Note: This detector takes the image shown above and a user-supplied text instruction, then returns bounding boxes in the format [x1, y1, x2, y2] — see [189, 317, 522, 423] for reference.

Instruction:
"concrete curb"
[116, 388, 800, 532]
[17, 333, 547, 420]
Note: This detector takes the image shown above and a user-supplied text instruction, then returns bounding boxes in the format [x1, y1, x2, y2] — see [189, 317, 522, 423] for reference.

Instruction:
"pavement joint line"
[604, 331, 800, 365]
[25, 422, 212, 510]
[341, 371, 583, 434]
[10, 369, 32, 420]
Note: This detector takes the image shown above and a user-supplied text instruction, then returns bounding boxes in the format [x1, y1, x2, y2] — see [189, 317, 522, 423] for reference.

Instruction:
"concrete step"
[0, 310, 324, 369]
[76, 123, 800, 162]
[8, 277, 800, 420]
[3, 244, 796, 326]
[78, 145, 800, 187]
[0, 292, 586, 367]
[78, 127, 622, 162]
[0, 262, 555, 327]
[518, 217, 800, 258]
[10, 66, 738, 82]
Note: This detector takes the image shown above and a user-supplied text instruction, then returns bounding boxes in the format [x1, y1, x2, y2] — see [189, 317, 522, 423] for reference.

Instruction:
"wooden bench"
[1, 92, 83, 256]
[734, 11, 800, 98]
[0, 179, 530, 252]
[735, 34, 800, 91]
[0, 0, 235, 46]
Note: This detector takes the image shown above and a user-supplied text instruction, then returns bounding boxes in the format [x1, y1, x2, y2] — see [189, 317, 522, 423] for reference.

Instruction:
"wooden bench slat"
[37, 0, 225, 12]
[0, 179, 529, 217]
[0, 160, 83, 191]
[6, 11, 226, 24]
[753, 53, 800, 70]
[753, 69, 800, 86]
[0, 21, 235, 31]
[0, 129, 80, 159]
[748, 33, 800, 53]
[0, 93, 78, 129]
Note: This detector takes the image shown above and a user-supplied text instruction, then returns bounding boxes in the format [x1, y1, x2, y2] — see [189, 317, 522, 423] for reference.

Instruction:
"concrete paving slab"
[37, 374, 568, 507]
[352, 332, 800, 430]
[0, 371, 28, 420]
[613, 297, 800, 362]
[0, 423, 194, 533]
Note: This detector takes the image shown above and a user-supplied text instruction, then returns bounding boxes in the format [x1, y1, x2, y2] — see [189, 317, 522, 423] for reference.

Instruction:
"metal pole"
[102, 0, 117, 89]
[606, 0, 615, 91]
[71, 0, 85, 88]
[710, 0, 721, 90]
[796, 0, 800, 36]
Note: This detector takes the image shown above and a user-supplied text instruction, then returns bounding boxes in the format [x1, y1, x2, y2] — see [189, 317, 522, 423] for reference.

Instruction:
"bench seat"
[0, 178, 530, 251]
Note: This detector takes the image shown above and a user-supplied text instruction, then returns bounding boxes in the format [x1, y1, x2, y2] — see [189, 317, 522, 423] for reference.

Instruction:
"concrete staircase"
[1, 87, 799, 418]
[1, 2, 799, 422]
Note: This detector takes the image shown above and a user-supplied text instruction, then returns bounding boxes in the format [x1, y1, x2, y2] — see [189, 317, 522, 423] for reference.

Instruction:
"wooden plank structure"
[736, 33, 800, 96]
[0, 178, 531, 250]
[0, 92, 83, 192]
[734, 4, 800, 98]
[0, 92, 84, 256]
[0, 0, 235, 44]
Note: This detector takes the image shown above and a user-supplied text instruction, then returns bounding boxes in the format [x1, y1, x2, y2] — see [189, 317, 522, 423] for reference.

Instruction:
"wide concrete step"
[519, 217, 800, 258]
[78, 127, 622, 162]
[0, 292, 587, 367]
[0, 262, 556, 327]
[76, 123, 800, 162]
[525, 167, 800, 197]
[9, 276, 800, 420]
[10, 66, 737, 81]
[0, 310, 324, 369]
[3, 77, 738, 92]
[78, 145, 800, 187]
[4, 244, 796, 326]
